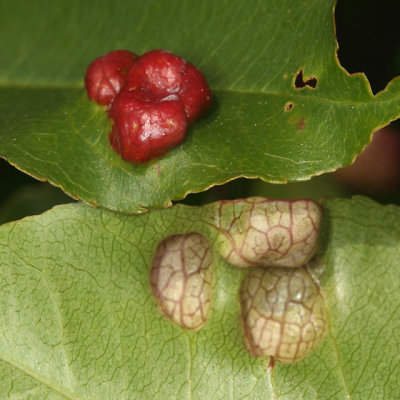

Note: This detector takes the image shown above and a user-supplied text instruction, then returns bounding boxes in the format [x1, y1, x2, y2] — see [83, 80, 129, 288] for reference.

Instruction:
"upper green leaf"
[1, 0, 400, 213]
[0, 196, 399, 399]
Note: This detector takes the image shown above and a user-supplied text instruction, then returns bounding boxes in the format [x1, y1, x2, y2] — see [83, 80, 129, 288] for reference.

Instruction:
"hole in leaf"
[285, 102, 294, 111]
[294, 71, 317, 89]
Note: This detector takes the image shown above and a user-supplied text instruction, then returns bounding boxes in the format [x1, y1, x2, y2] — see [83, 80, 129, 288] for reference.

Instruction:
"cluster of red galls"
[85, 50, 212, 164]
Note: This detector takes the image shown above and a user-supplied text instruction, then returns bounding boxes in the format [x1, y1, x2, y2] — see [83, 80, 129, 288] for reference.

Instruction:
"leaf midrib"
[1, 82, 398, 107]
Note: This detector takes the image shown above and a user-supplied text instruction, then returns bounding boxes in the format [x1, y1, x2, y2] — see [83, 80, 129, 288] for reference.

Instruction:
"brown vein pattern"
[150, 233, 213, 330]
[240, 266, 328, 363]
[217, 197, 322, 268]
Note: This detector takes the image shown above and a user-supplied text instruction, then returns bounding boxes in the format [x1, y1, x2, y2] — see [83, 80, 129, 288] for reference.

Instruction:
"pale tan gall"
[240, 266, 328, 363]
[150, 233, 213, 330]
[217, 197, 322, 268]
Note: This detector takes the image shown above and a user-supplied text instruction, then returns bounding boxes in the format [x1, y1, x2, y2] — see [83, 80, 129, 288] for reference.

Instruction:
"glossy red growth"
[85, 50, 138, 106]
[126, 50, 212, 123]
[86, 49, 212, 163]
[109, 90, 187, 163]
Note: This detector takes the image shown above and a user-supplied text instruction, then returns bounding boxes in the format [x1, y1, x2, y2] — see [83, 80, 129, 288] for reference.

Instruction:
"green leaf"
[1, 0, 400, 213]
[0, 196, 399, 399]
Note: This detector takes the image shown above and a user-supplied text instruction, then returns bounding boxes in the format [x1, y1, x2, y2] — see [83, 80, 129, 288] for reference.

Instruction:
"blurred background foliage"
[1, 0, 400, 223]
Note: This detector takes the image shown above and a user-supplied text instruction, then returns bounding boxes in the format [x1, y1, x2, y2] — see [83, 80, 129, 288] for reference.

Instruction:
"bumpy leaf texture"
[0, 196, 399, 399]
[0, 0, 400, 212]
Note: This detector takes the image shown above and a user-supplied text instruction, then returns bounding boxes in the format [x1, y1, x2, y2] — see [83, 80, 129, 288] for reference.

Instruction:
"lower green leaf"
[0, 196, 398, 399]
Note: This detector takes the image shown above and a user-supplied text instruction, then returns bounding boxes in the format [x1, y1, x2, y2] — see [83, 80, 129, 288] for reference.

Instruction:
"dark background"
[1, 0, 400, 222]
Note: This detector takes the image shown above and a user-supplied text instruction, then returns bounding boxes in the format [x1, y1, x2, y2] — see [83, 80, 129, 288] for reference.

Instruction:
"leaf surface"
[0, 196, 399, 399]
[1, 0, 400, 212]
